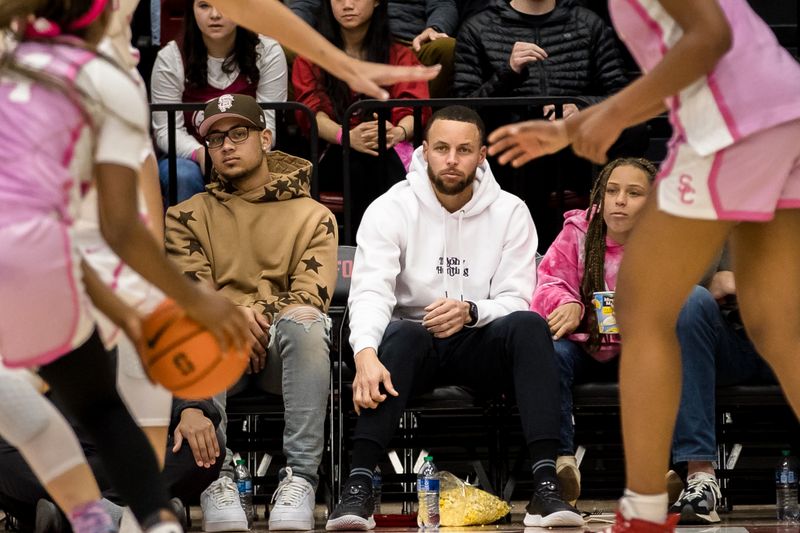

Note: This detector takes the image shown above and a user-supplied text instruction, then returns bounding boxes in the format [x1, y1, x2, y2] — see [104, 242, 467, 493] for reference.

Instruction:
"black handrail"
[150, 101, 320, 206]
[340, 96, 592, 245]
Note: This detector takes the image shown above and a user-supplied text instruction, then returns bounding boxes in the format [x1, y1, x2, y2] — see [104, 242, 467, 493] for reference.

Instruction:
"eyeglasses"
[205, 126, 258, 149]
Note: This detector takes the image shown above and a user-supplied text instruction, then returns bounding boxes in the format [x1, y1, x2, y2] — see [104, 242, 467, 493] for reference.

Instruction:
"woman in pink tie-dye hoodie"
[531, 157, 657, 503]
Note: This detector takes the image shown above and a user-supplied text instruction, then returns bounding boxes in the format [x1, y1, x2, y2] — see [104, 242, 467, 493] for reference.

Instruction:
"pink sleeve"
[531, 224, 585, 319]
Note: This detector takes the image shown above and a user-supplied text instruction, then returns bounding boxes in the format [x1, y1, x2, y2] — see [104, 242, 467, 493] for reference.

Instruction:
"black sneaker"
[169, 498, 188, 532]
[668, 473, 721, 524]
[325, 477, 375, 531]
[523, 480, 584, 527]
[34, 500, 69, 533]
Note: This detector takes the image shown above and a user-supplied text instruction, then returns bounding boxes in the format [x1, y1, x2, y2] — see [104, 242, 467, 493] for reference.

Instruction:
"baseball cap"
[198, 94, 266, 137]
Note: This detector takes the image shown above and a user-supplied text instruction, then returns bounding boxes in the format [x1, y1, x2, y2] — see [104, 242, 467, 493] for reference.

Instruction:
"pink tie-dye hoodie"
[531, 208, 623, 362]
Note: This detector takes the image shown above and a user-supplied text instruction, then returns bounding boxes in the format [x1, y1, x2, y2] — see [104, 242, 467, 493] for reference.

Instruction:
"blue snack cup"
[592, 291, 618, 334]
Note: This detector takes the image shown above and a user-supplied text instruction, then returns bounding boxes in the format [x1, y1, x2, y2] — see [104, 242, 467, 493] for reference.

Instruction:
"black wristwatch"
[465, 300, 478, 327]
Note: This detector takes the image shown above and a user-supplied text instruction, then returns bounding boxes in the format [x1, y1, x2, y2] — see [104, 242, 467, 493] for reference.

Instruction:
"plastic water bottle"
[372, 466, 382, 514]
[776, 450, 800, 522]
[235, 459, 255, 528]
[417, 456, 440, 529]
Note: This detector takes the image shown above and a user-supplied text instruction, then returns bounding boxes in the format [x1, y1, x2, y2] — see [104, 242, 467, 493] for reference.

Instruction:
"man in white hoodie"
[326, 106, 583, 530]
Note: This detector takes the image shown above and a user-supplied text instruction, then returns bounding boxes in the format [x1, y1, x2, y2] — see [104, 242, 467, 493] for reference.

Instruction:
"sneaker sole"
[524, 510, 585, 527]
[202, 520, 250, 532]
[676, 506, 720, 525]
[268, 518, 315, 531]
[557, 468, 581, 504]
[325, 515, 375, 531]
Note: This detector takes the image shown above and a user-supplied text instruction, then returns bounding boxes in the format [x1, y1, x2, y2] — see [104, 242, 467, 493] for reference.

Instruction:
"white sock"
[619, 489, 668, 523]
[144, 522, 182, 533]
[687, 471, 716, 483]
[119, 507, 142, 533]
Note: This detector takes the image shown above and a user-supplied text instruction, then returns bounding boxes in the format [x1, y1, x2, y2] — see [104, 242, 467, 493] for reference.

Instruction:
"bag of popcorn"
[439, 471, 510, 526]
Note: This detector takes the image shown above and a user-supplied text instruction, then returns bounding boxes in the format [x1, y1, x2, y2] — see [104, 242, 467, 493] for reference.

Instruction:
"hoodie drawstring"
[441, 211, 448, 299]
[457, 210, 465, 302]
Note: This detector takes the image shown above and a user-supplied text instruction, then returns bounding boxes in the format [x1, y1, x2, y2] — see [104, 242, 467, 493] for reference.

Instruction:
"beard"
[427, 165, 476, 196]
[215, 153, 265, 184]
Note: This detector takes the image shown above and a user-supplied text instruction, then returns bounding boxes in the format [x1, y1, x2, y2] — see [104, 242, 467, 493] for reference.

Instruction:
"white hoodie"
[348, 146, 538, 356]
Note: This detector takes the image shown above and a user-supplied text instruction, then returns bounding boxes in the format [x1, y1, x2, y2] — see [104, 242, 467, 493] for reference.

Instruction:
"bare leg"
[44, 464, 102, 514]
[615, 198, 734, 495]
[142, 426, 169, 468]
[731, 210, 800, 415]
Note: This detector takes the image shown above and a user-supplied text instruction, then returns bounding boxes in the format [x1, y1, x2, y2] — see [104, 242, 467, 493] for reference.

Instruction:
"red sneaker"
[600, 511, 680, 532]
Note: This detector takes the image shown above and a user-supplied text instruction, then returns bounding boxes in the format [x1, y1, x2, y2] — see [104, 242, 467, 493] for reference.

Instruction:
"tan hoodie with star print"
[165, 150, 338, 320]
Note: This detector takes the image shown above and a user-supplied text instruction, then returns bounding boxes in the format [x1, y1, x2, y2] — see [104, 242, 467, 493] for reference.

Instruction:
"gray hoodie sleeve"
[425, 0, 459, 35]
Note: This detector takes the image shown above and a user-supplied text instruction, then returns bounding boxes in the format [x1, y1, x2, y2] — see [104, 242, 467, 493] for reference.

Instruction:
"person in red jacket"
[292, 0, 431, 231]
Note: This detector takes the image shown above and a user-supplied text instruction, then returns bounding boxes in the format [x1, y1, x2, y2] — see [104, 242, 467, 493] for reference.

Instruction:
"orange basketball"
[140, 299, 249, 400]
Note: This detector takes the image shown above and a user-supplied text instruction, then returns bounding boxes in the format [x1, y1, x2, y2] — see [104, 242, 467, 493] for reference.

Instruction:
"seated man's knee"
[677, 286, 717, 330]
[381, 321, 431, 362]
[276, 304, 327, 332]
[504, 310, 550, 336]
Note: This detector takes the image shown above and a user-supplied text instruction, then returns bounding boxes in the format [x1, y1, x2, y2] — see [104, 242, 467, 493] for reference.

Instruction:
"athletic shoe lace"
[272, 468, 308, 507]
[212, 478, 240, 507]
[681, 475, 721, 504]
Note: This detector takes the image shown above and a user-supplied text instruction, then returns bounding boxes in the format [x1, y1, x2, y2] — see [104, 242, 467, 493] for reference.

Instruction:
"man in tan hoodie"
[165, 94, 337, 531]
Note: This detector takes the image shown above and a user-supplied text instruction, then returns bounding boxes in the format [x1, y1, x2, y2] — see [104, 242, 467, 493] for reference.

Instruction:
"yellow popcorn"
[438, 472, 510, 526]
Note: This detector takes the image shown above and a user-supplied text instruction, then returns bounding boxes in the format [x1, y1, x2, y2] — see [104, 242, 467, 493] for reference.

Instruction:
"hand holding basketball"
[181, 285, 250, 352]
[140, 299, 249, 399]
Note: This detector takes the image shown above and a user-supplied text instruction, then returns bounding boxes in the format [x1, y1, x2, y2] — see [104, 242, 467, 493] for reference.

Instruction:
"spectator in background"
[292, 0, 430, 232]
[454, 0, 626, 103]
[453, 0, 643, 251]
[289, 0, 457, 97]
[151, 0, 288, 205]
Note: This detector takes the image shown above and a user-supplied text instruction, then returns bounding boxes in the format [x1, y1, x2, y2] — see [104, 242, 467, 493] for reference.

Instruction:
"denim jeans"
[554, 339, 619, 457]
[225, 307, 331, 487]
[555, 286, 774, 462]
[157, 157, 206, 207]
[672, 286, 774, 463]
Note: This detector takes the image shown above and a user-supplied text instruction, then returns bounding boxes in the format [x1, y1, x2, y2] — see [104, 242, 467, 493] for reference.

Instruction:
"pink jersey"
[0, 42, 98, 367]
[0, 42, 96, 225]
[609, 0, 800, 156]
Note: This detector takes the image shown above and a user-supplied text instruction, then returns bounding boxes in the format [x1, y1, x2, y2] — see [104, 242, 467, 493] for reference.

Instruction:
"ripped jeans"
[225, 306, 331, 486]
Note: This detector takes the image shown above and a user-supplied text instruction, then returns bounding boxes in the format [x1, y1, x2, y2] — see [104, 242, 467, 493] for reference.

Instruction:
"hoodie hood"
[406, 146, 500, 218]
[206, 150, 313, 204]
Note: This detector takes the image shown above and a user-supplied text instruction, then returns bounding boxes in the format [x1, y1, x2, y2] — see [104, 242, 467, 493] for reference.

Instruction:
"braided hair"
[580, 157, 658, 352]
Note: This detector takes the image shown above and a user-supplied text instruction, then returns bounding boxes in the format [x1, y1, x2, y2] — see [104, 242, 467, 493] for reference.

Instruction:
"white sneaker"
[268, 468, 315, 530]
[201, 477, 249, 532]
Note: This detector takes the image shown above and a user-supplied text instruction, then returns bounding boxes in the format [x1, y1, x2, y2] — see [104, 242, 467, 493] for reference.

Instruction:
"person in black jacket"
[454, 0, 627, 102]
[289, 0, 458, 96]
[454, 0, 647, 251]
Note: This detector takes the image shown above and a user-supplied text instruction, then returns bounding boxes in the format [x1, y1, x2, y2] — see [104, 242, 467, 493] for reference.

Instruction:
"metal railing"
[150, 101, 319, 206]
[340, 96, 592, 244]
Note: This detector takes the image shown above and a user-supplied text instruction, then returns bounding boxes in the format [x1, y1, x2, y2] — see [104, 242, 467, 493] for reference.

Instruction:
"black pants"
[36, 332, 170, 525]
[351, 311, 561, 449]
